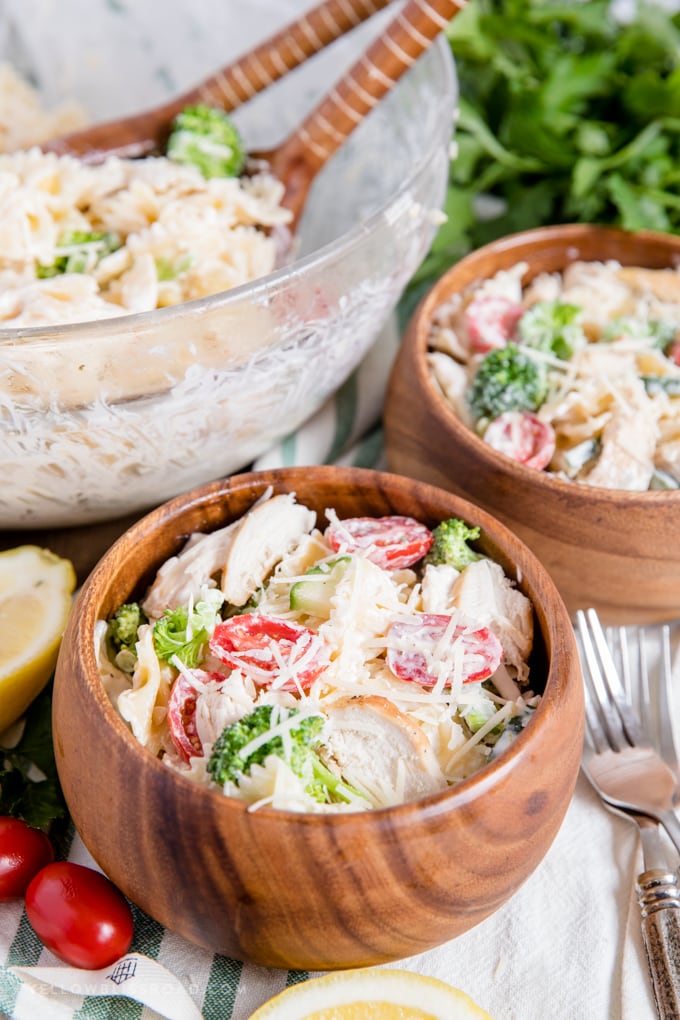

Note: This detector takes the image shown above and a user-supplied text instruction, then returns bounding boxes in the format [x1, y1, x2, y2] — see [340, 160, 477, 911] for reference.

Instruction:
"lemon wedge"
[248, 968, 493, 1020]
[0, 545, 76, 734]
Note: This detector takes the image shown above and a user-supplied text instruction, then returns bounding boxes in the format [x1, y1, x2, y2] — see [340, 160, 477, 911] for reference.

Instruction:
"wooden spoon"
[257, 0, 466, 231]
[42, 0, 394, 162]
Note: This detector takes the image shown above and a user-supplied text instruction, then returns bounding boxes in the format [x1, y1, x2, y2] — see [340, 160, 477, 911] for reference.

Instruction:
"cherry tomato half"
[387, 613, 503, 687]
[0, 817, 54, 901]
[325, 515, 433, 570]
[167, 669, 226, 762]
[210, 614, 328, 691]
[483, 411, 556, 471]
[464, 294, 523, 354]
[26, 862, 134, 969]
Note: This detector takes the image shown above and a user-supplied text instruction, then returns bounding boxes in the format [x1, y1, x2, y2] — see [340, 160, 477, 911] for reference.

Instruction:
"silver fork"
[576, 608, 680, 1020]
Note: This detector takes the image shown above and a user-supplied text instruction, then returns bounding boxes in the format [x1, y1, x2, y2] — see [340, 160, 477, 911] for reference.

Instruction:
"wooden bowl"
[384, 224, 680, 625]
[52, 466, 583, 970]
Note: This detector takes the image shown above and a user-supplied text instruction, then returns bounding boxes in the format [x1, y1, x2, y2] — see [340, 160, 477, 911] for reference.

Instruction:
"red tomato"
[167, 669, 225, 762]
[210, 614, 328, 691]
[464, 294, 523, 353]
[26, 862, 133, 969]
[668, 339, 680, 366]
[387, 613, 503, 686]
[0, 817, 53, 901]
[325, 515, 433, 570]
[483, 411, 556, 470]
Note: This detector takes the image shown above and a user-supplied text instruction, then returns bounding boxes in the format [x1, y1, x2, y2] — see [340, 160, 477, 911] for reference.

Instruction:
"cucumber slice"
[289, 557, 350, 617]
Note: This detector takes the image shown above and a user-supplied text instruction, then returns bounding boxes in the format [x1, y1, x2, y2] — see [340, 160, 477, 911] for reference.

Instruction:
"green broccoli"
[36, 230, 121, 278]
[424, 518, 482, 570]
[207, 705, 362, 804]
[468, 342, 548, 422]
[153, 592, 223, 668]
[107, 602, 147, 672]
[166, 104, 246, 179]
[518, 301, 582, 360]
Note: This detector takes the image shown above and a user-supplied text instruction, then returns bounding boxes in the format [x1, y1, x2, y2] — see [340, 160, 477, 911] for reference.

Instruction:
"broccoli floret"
[424, 518, 482, 570]
[518, 300, 582, 360]
[207, 705, 362, 804]
[153, 591, 223, 668]
[108, 602, 146, 653]
[36, 230, 121, 278]
[468, 342, 547, 422]
[107, 602, 147, 673]
[166, 103, 246, 178]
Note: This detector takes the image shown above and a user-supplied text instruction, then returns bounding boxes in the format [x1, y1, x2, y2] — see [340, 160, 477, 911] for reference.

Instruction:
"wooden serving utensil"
[261, 0, 465, 230]
[42, 0, 395, 162]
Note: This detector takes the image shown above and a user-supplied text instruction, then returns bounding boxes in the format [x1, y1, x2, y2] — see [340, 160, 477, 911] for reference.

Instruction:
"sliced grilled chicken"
[320, 694, 448, 807]
[450, 559, 533, 682]
[221, 493, 316, 607]
[142, 521, 240, 618]
[583, 408, 657, 490]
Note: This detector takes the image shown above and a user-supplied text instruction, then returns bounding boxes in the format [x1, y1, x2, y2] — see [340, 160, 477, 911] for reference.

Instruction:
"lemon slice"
[0, 545, 76, 734]
[248, 968, 493, 1020]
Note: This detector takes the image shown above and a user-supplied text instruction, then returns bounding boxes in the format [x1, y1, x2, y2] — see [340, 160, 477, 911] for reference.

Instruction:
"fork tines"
[575, 608, 650, 755]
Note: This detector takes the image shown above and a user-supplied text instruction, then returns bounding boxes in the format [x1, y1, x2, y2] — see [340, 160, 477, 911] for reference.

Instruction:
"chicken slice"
[320, 694, 448, 807]
[142, 521, 241, 618]
[450, 559, 533, 683]
[583, 408, 657, 490]
[221, 493, 316, 607]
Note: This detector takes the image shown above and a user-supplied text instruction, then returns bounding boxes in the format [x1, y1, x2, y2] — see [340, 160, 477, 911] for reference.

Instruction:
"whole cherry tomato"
[0, 817, 54, 901]
[325, 515, 433, 570]
[387, 613, 503, 687]
[26, 862, 134, 969]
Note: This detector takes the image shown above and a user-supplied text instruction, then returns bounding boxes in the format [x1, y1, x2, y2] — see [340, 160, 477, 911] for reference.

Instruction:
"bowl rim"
[0, 37, 456, 347]
[410, 221, 680, 508]
[60, 464, 579, 826]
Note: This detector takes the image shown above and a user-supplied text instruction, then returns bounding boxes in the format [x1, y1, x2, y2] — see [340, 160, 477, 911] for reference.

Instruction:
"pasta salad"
[428, 259, 680, 491]
[97, 492, 539, 814]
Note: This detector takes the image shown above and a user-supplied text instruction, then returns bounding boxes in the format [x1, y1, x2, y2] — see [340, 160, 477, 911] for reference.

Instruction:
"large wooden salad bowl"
[53, 466, 582, 970]
[385, 224, 680, 624]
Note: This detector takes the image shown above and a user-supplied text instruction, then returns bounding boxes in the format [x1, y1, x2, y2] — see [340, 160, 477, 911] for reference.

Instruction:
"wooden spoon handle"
[191, 0, 395, 113]
[43, 0, 393, 161]
[270, 0, 464, 221]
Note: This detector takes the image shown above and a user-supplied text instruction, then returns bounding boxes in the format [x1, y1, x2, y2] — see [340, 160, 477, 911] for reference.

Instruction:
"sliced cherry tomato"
[210, 614, 327, 691]
[325, 515, 433, 570]
[464, 294, 523, 353]
[387, 613, 503, 686]
[167, 669, 225, 762]
[483, 411, 556, 470]
[26, 862, 134, 969]
[0, 817, 53, 901]
[668, 339, 680, 367]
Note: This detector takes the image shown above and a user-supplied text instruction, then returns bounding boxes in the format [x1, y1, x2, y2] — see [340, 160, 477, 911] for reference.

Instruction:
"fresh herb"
[413, 0, 680, 288]
[0, 685, 66, 831]
[153, 591, 224, 668]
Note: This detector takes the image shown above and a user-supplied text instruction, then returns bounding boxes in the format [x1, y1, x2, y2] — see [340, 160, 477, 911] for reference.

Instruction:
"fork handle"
[638, 868, 680, 1019]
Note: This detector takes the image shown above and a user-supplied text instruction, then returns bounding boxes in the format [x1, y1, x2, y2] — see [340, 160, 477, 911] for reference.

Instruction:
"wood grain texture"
[42, 0, 394, 161]
[265, 0, 466, 228]
[52, 465, 583, 970]
[384, 224, 680, 625]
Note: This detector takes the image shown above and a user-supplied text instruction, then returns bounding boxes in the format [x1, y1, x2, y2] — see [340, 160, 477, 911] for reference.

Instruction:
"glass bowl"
[0, 3, 456, 527]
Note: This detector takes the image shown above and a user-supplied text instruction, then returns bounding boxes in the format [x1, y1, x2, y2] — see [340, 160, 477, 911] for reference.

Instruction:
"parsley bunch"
[411, 0, 680, 290]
